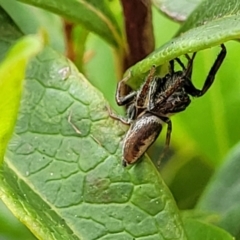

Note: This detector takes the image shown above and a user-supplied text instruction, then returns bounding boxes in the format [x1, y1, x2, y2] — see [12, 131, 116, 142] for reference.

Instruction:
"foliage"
[0, 0, 240, 239]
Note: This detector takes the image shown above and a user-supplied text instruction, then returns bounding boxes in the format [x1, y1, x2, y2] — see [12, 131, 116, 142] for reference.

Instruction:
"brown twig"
[121, 0, 155, 70]
[64, 20, 75, 61]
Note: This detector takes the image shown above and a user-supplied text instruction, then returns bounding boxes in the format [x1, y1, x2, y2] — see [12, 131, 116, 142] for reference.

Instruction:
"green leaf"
[0, 29, 45, 162]
[179, 0, 240, 33]
[1, 48, 187, 240]
[1, 50, 186, 240]
[0, 0, 65, 53]
[152, 0, 202, 22]
[184, 219, 233, 240]
[0, 5, 23, 61]
[17, 0, 123, 48]
[161, 156, 213, 209]
[0, 200, 36, 240]
[197, 142, 240, 237]
[0, 7, 188, 240]
[126, 0, 240, 88]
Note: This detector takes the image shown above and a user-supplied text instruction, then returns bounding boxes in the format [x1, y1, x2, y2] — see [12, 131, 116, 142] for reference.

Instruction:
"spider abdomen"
[122, 113, 163, 165]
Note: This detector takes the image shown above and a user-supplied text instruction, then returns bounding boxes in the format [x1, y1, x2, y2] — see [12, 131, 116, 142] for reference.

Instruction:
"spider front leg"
[135, 65, 156, 108]
[115, 71, 137, 106]
[156, 116, 172, 167]
[106, 105, 132, 125]
[185, 44, 226, 97]
[173, 52, 197, 79]
[163, 117, 172, 152]
[148, 76, 161, 110]
[170, 52, 194, 72]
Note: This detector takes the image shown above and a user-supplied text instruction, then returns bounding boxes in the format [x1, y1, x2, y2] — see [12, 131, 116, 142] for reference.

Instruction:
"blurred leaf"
[218, 205, 240, 240]
[72, 25, 89, 72]
[197, 142, 240, 238]
[126, 0, 240, 87]
[0, 6, 188, 240]
[152, 0, 202, 22]
[17, 0, 123, 48]
[0, 200, 36, 240]
[84, 33, 121, 113]
[0, 0, 65, 53]
[163, 156, 213, 209]
[184, 219, 233, 240]
[0, 6, 23, 61]
[0, 28, 45, 162]
[152, 6, 179, 47]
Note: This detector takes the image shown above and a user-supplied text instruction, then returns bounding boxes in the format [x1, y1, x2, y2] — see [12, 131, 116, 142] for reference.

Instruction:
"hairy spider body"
[111, 44, 226, 166]
[149, 72, 192, 116]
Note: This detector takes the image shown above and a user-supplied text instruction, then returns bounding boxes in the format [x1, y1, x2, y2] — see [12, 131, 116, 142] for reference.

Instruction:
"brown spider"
[110, 44, 226, 166]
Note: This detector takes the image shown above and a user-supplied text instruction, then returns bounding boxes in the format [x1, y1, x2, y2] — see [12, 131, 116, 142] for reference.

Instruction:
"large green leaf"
[17, 0, 123, 48]
[197, 142, 240, 238]
[1, 48, 187, 240]
[0, 7, 188, 240]
[127, 0, 240, 87]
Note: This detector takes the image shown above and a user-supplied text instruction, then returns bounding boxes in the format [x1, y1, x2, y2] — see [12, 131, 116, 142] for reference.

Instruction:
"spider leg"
[185, 52, 197, 79]
[185, 44, 226, 97]
[115, 73, 137, 106]
[175, 57, 186, 70]
[173, 53, 197, 79]
[169, 60, 175, 73]
[170, 57, 185, 73]
[148, 76, 160, 109]
[185, 53, 191, 61]
[164, 118, 172, 150]
[136, 65, 156, 108]
[157, 117, 172, 167]
[106, 105, 132, 125]
[126, 103, 137, 120]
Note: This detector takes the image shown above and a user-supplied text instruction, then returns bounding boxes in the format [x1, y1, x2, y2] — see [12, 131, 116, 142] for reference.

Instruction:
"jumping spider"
[110, 44, 226, 166]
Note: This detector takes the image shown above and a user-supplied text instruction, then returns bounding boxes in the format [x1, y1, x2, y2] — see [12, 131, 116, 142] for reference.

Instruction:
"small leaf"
[17, 0, 123, 48]
[152, 0, 202, 22]
[197, 142, 240, 237]
[126, 0, 240, 88]
[0, 200, 36, 240]
[0, 31, 45, 162]
[184, 219, 233, 240]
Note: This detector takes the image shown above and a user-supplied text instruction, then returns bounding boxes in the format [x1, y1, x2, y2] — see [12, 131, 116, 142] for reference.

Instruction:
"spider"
[110, 44, 226, 167]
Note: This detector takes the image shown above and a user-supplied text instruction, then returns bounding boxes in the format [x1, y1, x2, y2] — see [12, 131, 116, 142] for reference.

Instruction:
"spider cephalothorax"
[110, 44, 226, 166]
